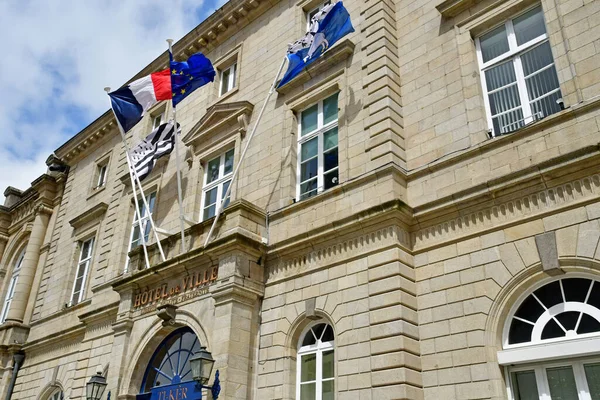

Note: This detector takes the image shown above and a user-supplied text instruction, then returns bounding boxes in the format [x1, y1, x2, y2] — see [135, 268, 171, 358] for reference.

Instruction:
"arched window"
[1, 247, 26, 323]
[500, 277, 600, 400]
[47, 388, 63, 400]
[141, 327, 201, 393]
[297, 322, 335, 400]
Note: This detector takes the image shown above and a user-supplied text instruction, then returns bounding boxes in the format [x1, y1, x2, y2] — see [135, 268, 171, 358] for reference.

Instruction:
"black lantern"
[189, 346, 215, 385]
[86, 372, 107, 400]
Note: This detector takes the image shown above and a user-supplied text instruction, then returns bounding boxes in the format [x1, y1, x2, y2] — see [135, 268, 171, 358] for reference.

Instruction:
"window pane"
[301, 105, 318, 136]
[221, 68, 230, 94]
[585, 363, 600, 400]
[203, 204, 216, 220]
[205, 187, 218, 206]
[81, 240, 92, 259]
[541, 318, 565, 340]
[301, 138, 318, 161]
[301, 353, 316, 382]
[224, 149, 235, 175]
[534, 281, 562, 309]
[223, 180, 231, 208]
[324, 169, 339, 190]
[147, 192, 157, 214]
[546, 366, 578, 400]
[488, 85, 521, 116]
[300, 383, 316, 400]
[72, 277, 84, 297]
[312, 324, 325, 339]
[322, 380, 334, 400]
[513, 6, 546, 46]
[511, 370, 539, 400]
[322, 325, 334, 342]
[207, 157, 220, 183]
[521, 41, 554, 77]
[300, 179, 318, 200]
[301, 158, 318, 182]
[562, 278, 590, 303]
[508, 318, 534, 344]
[131, 224, 141, 247]
[324, 127, 338, 151]
[76, 262, 88, 279]
[493, 108, 524, 135]
[322, 350, 334, 379]
[589, 282, 600, 309]
[324, 148, 338, 172]
[529, 83, 561, 119]
[577, 313, 600, 334]
[230, 64, 237, 88]
[323, 93, 338, 125]
[555, 312, 579, 332]
[485, 61, 517, 91]
[480, 25, 509, 63]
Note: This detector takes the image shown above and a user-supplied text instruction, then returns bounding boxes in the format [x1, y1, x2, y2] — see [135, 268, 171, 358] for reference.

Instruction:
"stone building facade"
[0, 0, 599, 399]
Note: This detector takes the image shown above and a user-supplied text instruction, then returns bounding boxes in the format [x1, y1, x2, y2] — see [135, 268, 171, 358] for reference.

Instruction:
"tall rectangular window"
[95, 164, 108, 189]
[201, 149, 234, 220]
[69, 238, 94, 306]
[476, 6, 562, 136]
[220, 64, 236, 96]
[297, 92, 339, 201]
[0, 248, 25, 323]
[306, 0, 332, 29]
[129, 192, 157, 251]
[152, 112, 164, 130]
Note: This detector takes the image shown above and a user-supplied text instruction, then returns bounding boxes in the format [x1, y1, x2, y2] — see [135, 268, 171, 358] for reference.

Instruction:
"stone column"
[0, 235, 8, 266]
[5, 205, 51, 323]
[211, 251, 264, 400]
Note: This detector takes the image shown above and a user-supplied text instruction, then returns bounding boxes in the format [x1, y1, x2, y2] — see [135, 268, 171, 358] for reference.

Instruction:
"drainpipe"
[5, 352, 25, 400]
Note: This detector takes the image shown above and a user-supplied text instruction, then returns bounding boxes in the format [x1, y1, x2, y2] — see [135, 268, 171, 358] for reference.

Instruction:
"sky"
[0, 0, 225, 203]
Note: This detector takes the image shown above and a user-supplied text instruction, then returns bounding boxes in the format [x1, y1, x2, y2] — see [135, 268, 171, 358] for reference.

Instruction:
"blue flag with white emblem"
[278, 1, 354, 88]
[170, 52, 216, 106]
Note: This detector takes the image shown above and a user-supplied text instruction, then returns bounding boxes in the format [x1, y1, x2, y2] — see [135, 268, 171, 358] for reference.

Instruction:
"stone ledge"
[69, 202, 108, 229]
[435, 0, 478, 18]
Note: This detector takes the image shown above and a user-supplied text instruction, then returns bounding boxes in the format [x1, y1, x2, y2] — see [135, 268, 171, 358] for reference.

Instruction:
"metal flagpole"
[167, 39, 187, 255]
[203, 56, 287, 248]
[104, 88, 167, 265]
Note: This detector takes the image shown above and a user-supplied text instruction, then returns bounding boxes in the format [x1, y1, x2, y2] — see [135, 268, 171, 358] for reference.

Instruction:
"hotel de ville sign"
[132, 266, 218, 315]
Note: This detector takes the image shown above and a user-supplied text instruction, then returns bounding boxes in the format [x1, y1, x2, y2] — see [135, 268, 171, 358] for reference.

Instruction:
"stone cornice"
[54, 111, 116, 165]
[435, 0, 479, 18]
[69, 202, 108, 229]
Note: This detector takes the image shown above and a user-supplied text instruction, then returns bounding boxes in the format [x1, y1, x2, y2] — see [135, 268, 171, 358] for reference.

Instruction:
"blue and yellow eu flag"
[170, 52, 216, 107]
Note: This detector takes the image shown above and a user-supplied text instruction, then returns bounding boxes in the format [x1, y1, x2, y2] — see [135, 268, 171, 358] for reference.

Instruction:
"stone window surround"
[88, 149, 113, 198]
[295, 321, 336, 400]
[212, 43, 243, 105]
[474, 4, 561, 137]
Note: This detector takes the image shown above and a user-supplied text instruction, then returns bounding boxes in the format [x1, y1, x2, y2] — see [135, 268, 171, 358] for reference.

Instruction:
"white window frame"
[306, 0, 332, 30]
[95, 163, 108, 189]
[47, 388, 63, 400]
[475, 5, 560, 137]
[125, 191, 157, 271]
[296, 323, 335, 400]
[219, 63, 236, 96]
[69, 237, 94, 306]
[0, 248, 25, 323]
[506, 357, 600, 400]
[200, 149, 234, 221]
[152, 112, 164, 130]
[296, 94, 339, 201]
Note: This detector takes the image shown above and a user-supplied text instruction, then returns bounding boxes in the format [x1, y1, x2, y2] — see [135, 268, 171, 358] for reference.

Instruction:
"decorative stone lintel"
[435, 0, 478, 18]
[69, 202, 109, 229]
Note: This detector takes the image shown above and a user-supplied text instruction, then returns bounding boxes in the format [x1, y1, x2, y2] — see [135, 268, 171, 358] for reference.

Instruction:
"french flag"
[108, 70, 172, 133]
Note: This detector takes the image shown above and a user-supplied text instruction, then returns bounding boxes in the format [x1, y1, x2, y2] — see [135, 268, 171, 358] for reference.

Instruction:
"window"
[47, 388, 63, 400]
[201, 149, 234, 220]
[297, 323, 335, 400]
[69, 238, 94, 306]
[219, 63, 236, 96]
[476, 6, 562, 136]
[95, 164, 108, 189]
[0, 248, 25, 323]
[141, 328, 201, 392]
[152, 112, 164, 130]
[306, 0, 332, 29]
[297, 93, 339, 201]
[501, 277, 600, 400]
[129, 192, 157, 251]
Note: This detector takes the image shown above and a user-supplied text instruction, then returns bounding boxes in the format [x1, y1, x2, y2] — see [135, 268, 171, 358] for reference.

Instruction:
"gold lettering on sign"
[132, 267, 218, 311]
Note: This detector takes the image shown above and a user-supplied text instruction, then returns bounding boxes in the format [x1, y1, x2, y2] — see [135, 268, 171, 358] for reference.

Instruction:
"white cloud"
[0, 0, 219, 203]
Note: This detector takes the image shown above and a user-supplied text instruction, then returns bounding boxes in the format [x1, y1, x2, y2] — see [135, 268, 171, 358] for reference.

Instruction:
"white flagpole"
[104, 88, 167, 265]
[167, 39, 187, 255]
[203, 56, 287, 248]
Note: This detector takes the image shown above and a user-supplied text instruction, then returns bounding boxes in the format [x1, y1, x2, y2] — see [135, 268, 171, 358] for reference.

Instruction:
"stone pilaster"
[5, 204, 52, 323]
[211, 250, 264, 400]
[362, 0, 405, 171]
[368, 246, 423, 400]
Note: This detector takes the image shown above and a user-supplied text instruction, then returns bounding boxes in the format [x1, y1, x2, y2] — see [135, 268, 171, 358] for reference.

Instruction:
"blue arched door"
[141, 327, 201, 393]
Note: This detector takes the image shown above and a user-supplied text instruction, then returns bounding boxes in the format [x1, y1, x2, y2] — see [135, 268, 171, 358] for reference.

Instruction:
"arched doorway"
[138, 327, 201, 398]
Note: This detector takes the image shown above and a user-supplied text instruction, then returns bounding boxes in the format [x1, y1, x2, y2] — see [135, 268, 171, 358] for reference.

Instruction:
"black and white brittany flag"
[130, 121, 179, 181]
